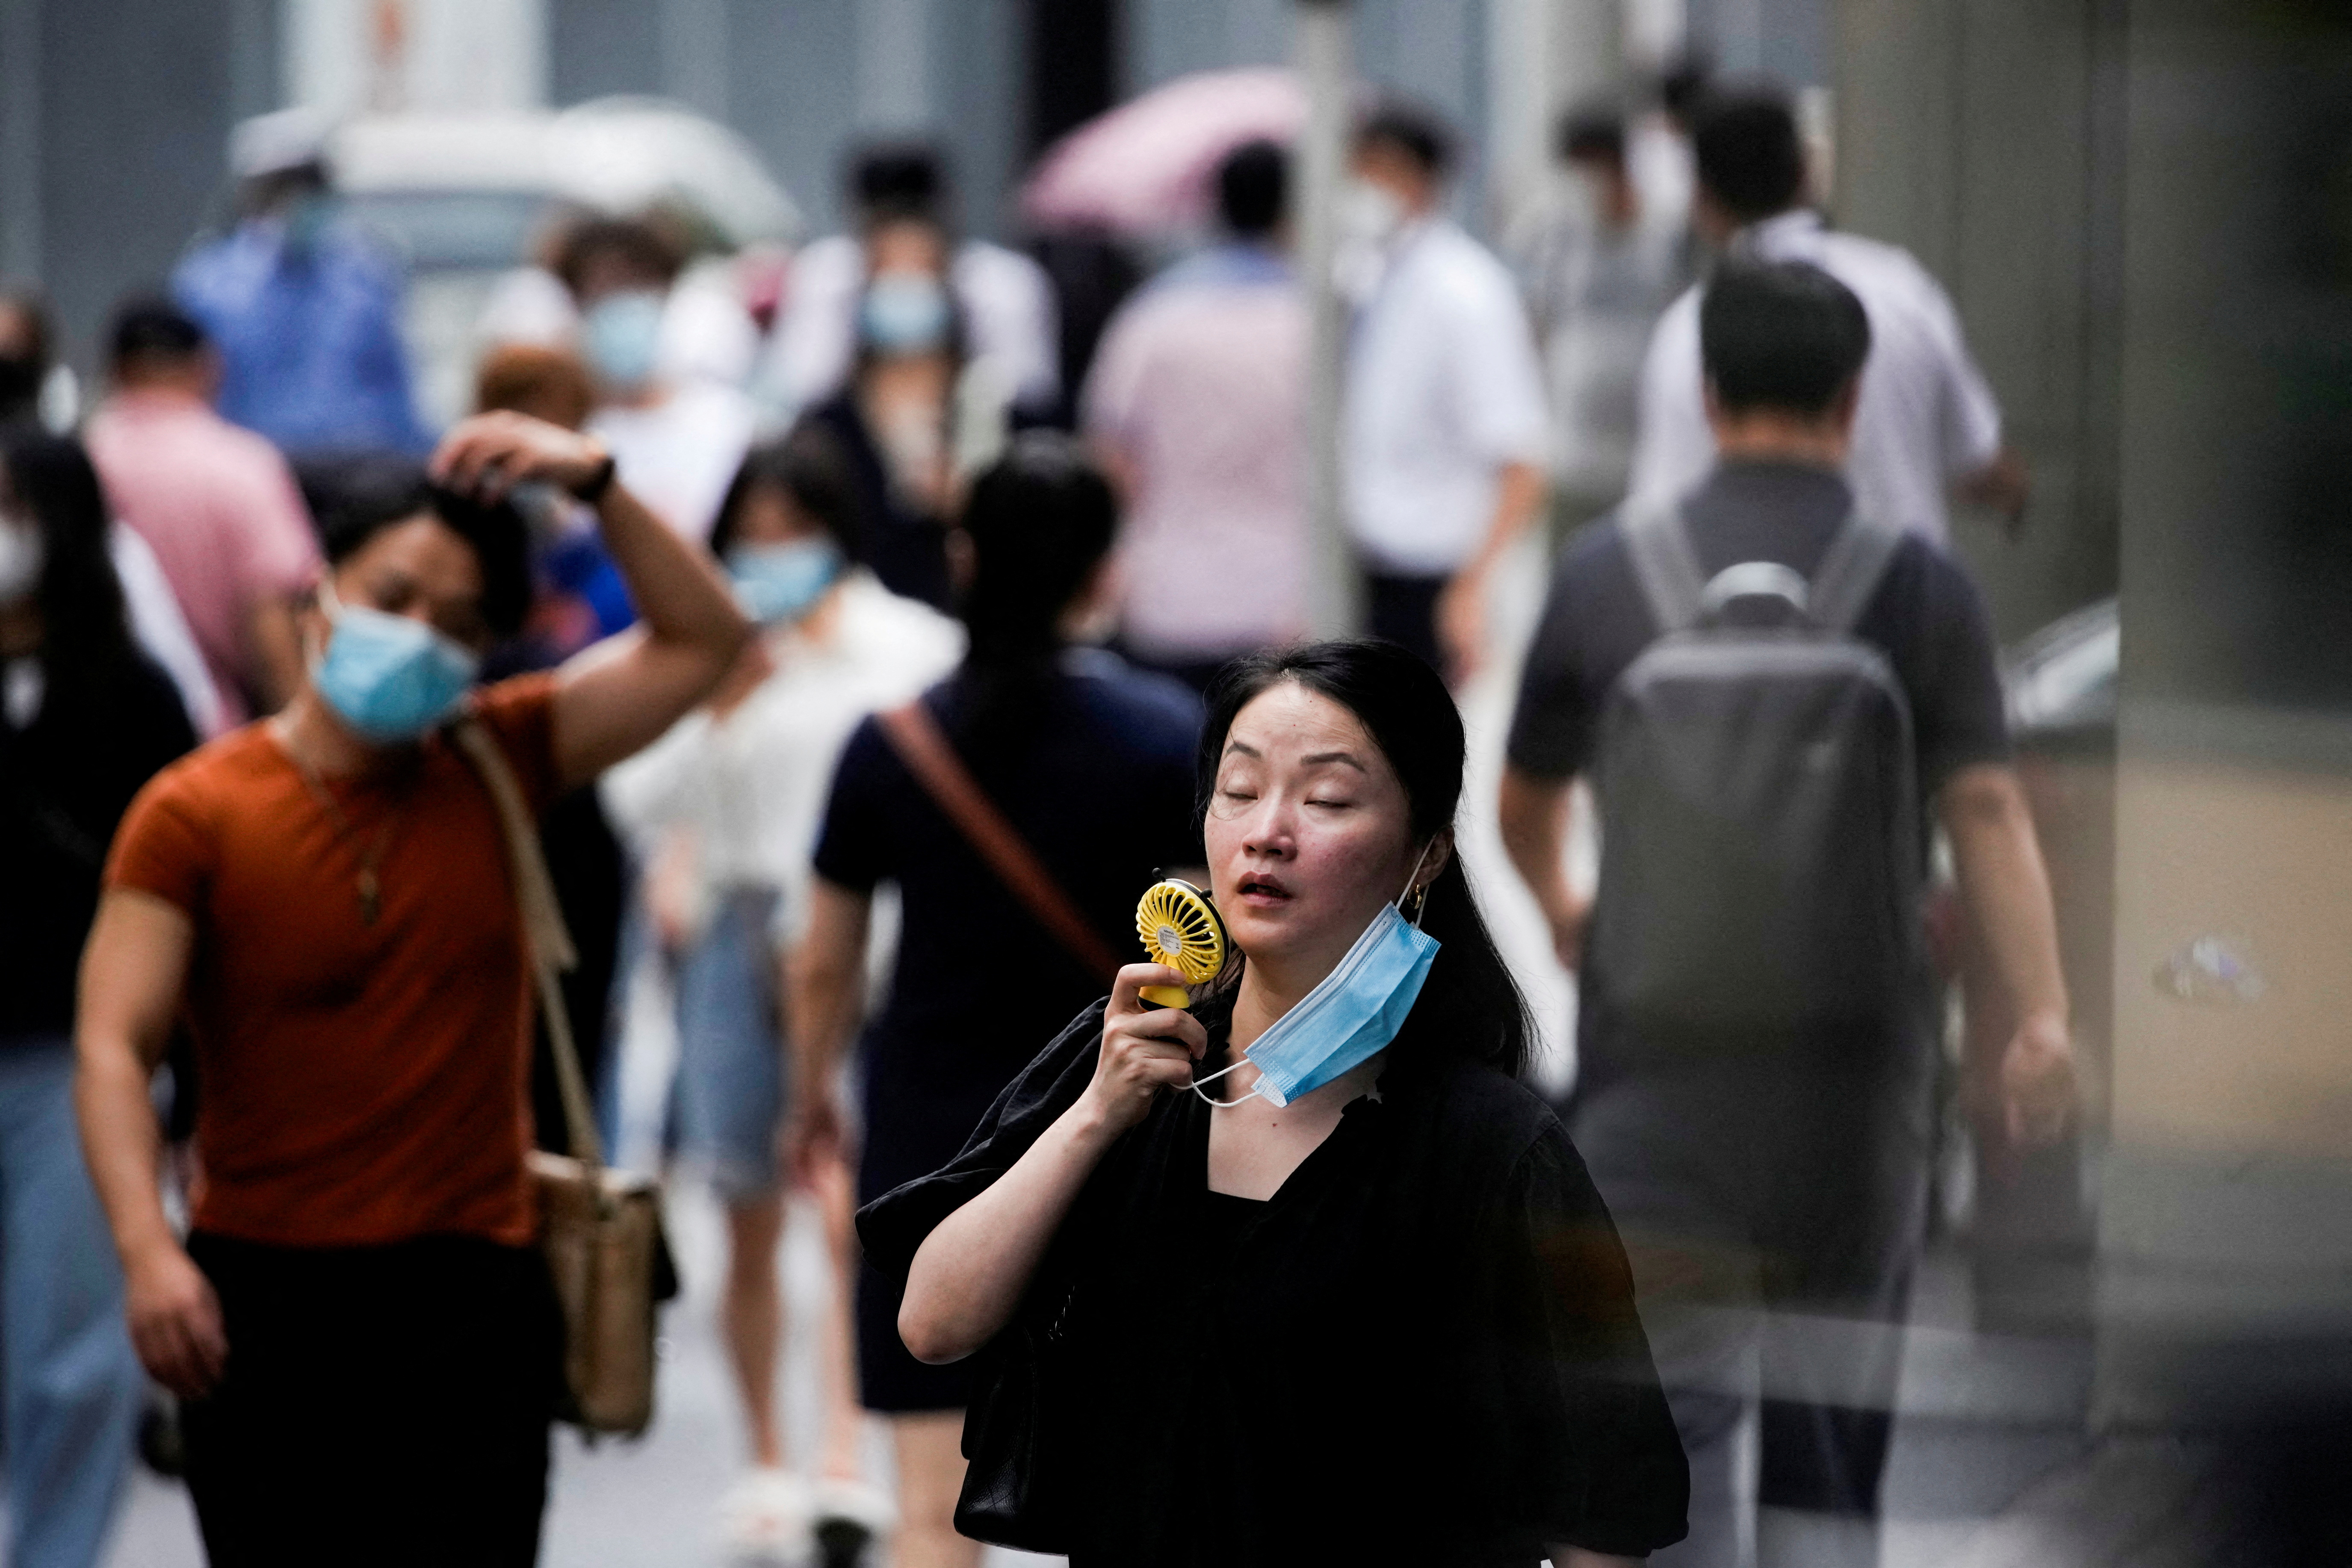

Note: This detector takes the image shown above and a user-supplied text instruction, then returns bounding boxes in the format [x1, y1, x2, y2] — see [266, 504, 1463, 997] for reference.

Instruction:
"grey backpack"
[1585, 501, 1920, 1036]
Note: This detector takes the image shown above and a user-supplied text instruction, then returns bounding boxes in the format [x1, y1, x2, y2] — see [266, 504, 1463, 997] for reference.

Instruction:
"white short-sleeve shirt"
[1629, 210, 2003, 542]
[758, 235, 1061, 423]
[1343, 220, 1550, 577]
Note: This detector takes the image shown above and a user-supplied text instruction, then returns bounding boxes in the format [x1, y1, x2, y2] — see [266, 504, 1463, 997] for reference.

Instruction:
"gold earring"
[1409, 882, 1430, 921]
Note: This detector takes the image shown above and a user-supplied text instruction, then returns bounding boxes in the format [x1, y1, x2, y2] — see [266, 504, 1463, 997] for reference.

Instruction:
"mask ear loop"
[1398, 838, 1436, 929]
[1189, 1056, 1263, 1109]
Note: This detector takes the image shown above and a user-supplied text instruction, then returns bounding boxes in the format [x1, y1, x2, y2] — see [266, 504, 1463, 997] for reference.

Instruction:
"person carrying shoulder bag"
[74, 412, 748, 1565]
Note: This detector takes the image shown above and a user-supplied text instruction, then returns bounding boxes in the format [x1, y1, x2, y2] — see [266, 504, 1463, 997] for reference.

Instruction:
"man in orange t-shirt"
[76, 412, 748, 1564]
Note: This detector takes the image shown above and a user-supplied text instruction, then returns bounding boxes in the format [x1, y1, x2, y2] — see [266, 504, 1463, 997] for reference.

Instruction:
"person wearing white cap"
[170, 108, 432, 456]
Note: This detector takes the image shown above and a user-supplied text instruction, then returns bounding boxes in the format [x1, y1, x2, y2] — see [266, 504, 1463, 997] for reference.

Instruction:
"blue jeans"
[0, 1040, 144, 1568]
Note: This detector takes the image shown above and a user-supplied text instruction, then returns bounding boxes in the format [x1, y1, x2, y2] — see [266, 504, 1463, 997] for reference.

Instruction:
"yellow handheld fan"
[1135, 879, 1227, 1008]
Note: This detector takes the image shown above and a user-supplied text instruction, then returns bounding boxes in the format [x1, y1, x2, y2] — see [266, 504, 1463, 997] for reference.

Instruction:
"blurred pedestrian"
[86, 298, 320, 728]
[867, 639, 1689, 1564]
[475, 342, 632, 650]
[1083, 140, 1309, 689]
[1629, 86, 2028, 540]
[1499, 261, 2074, 1568]
[796, 219, 980, 611]
[75, 412, 748, 1564]
[1507, 107, 1693, 542]
[761, 141, 1058, 425]
[172, 108, 431, 456]
[784, 435, 1200, 1568]
[0, 286, 58, 425]
[560, 218, 759, 543]
[1342, 102, 1550, 683]
[1, 428, 193, 1568]
[0, 291, 223, 733]
[602, 426, 957, 1559]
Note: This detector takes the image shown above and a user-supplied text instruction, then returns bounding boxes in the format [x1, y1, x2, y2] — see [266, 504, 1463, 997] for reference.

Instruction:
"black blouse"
[858, 998, 1690, 1566]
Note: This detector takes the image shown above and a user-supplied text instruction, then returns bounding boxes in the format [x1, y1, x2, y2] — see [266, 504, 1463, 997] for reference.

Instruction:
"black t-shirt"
[1507, 460, 2009, 1088]
[0, 653, 195, 1040]
[857, 997, 1691, 1566]
[813, 651, 1203, 1192]
[1506, 459, 2010, 791]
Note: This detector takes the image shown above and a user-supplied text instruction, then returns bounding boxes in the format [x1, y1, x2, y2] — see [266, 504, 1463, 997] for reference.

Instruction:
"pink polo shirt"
[86, 390, 321, 725]
[1083, 254, 1310, 663]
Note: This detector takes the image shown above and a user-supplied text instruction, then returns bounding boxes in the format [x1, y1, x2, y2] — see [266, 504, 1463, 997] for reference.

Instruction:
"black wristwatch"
[570, 447, 618, 504]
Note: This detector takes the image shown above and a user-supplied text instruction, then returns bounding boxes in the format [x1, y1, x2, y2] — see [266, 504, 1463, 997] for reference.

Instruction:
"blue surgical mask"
[1194, 845, 1441, 1110]
[728, 539, 843, 625]
[311, 583, 481, 744]
[858, 272, 951, 355]
[582, 289, 666, 391]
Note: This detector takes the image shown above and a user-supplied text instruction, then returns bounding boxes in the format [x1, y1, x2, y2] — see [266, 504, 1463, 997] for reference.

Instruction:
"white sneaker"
[720, 1467, 814, 1565]
[809, 1474, 896, 1568]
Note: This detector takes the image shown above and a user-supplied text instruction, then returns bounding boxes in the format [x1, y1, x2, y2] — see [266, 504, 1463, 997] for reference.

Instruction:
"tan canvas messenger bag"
[457, 719, 672, 1438]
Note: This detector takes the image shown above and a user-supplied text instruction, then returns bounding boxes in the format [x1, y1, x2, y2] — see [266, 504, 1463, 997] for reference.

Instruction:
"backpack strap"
[1621, 496, 1708, 637]
[1807, 513, 1904, 633]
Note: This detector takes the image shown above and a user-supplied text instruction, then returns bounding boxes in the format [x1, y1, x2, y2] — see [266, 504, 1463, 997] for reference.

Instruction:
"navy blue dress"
[813, 650, 1203, 1411]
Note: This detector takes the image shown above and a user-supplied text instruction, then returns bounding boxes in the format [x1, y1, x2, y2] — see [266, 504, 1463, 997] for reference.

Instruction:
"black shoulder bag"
[953, 1261, 1079, 1550]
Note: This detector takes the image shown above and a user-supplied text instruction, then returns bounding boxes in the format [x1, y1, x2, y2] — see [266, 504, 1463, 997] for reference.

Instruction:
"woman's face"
[730, 481, 826, 548]
[309, 514, 493, 655]
[1205, 680, 1439, 985]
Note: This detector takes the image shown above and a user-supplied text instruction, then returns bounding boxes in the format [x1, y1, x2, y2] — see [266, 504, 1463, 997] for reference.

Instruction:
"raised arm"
[897, 963, 1202, 1364]
[75, 889, 225, 1398]
[430, 412, 752, 791]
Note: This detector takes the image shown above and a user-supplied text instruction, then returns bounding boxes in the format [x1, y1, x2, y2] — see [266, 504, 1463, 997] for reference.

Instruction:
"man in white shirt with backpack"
[1500, 259, 2073, 1568]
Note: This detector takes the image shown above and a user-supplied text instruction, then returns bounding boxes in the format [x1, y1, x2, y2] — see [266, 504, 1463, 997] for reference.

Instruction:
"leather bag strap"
[453, 718, 605, 1174]
[875, 701, 1123, 987]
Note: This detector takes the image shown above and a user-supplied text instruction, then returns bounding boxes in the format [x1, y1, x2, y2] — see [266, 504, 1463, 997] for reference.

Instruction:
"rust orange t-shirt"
[104, 675, 563, 1249]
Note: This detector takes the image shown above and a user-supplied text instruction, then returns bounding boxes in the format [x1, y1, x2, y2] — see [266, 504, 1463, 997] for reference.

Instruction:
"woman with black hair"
[600, 423, 957, 1555]
[863, 639, 1690, 1566]
[0, 427, 193, 1568]
[785, 433, 1202, 1568]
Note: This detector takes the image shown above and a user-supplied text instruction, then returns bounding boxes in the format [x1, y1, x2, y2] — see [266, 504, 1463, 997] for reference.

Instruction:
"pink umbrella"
[1022, 67, 1308, 236]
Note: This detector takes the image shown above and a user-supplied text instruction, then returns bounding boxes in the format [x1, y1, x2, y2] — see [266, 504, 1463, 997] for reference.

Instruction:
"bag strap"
[1621, 496, 1708, 636]
[875, 701, 1123, 987]
[1807, 512, 1903, 634]
[452, 718, 605, 1175]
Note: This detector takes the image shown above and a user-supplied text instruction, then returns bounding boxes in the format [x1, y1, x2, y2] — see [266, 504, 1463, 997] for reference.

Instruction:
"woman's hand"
[1076, 964, 1209, 1137]
[431, 410, 611, 501]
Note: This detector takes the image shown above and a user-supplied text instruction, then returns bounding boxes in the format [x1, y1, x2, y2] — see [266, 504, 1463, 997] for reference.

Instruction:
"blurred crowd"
[0, 46, 2070, 1568]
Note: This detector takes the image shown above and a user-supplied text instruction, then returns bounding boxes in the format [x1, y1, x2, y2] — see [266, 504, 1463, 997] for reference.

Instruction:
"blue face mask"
[728, 539, 844, 625]
[582, 289, 666, 391]
[312, 584, 482, 744]
[858, 272, 951, 355]
[1194, 845, 1442, 1110]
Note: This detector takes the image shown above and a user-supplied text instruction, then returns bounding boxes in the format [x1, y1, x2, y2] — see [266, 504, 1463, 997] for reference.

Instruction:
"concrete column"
[856, 0, 932, 130]
[659, 0, 728, 121]
[0, 0, 40, 282]
[1489, 0, 1624, 225]
[1297, 0, 1358, 637]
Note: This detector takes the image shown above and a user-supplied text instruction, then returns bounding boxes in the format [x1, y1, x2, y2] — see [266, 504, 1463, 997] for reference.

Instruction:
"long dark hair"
[1, 425, 141, 714]
[945, 431, 1115, 753]
[1198, 640, 1534, 1079]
